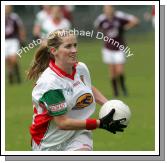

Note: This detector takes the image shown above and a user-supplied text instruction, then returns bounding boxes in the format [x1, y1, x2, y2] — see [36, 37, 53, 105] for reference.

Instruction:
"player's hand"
[99, 109, 127, 134]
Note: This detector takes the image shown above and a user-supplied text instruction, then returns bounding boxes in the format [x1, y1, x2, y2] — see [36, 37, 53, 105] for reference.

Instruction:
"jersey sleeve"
[34, 12, 44, 26]
[116, 11, 136, 25]
[39, 89, 67, 116]
[11, 13, 24, 28]
[64, 18, 71, 29]
[76, 62, 92, 88]
[94, 14, 106, 29]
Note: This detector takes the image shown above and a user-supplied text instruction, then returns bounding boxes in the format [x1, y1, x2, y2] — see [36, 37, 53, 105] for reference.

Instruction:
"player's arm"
[39, 89, 100, 130]
[18, 26, 26, 44]
[16, 15, 26, 43]
[53, 109, 126, 133]
[39, 89, 125, 133]
[33, 24, 41, 39]
[33, 14, 42, 39]
[92, 85, 108, 105]
[124, 15, 139, 30]
[53, 114, 100, 130]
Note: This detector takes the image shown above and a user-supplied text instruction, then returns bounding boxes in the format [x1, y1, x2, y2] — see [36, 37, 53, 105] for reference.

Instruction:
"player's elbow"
[132, 17, 140, 27]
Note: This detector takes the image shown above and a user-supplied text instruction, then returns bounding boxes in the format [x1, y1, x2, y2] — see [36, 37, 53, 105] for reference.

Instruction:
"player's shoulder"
[76, 62, 89, 71]
[10, 12, 20, 20]
[115, 10, 134, 20]
[97, 14, 107, 21]
[94, 14, 107, 26]
[36, 10, 46, 18]
[62, 17, 70, 23]
[36, 68, 61, 88]
[32, 68, 62, 99]
[39, 67, 60, 81]
[61, 18, 71, 27]
[115, 11, 126, 18]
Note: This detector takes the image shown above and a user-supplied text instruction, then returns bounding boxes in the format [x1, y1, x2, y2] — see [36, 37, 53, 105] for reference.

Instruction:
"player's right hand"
[99, 109, 127, 134]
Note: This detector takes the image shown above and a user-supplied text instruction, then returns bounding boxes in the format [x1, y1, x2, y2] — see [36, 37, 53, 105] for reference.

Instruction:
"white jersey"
[40, 17, 71, 38]
[35, 10, 51, 26]
[30, 61, 95, 150]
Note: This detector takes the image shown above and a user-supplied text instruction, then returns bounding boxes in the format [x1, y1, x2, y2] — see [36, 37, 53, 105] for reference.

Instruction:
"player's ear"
[50, 47, 56, 54]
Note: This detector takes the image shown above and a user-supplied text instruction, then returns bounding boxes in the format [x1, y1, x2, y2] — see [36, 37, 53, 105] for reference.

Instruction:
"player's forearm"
[124, 18, 140, 30]
[92, 86, 108, 105]
[19, 27, 26, 42]
[54, 115, 100, 130]
[33, 25, 41, 38]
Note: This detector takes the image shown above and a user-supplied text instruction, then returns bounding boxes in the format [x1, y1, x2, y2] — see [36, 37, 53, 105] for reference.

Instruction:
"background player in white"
[94, 5, 139, 97]
[27, 29, 126, 151]
[5, 5, 26, 84]
[143, 5, 155, 28]
[33, 6, 71, 39]
[33, 5, 52, 39]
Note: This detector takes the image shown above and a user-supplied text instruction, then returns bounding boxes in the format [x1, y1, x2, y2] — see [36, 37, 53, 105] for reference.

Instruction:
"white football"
[99, 100, 131, 125]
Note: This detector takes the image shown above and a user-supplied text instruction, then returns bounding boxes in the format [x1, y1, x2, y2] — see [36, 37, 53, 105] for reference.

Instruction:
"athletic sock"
[14, 63, 21, 84]
[111, 78, 119, 97]
[119, 74, 128, 96]
[8, 70, 14, 84]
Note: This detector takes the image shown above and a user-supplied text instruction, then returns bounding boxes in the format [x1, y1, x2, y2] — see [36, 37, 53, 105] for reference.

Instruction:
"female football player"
[27, 29, 126, 151]
[33, 6, 71, 39]
[5, 5, 26, 84]
[94, 5, 139, 97]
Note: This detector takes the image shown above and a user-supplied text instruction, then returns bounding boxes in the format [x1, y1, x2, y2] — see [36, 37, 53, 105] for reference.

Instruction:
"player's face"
[52, 6, 62, 19]
[103, 5, 114, 18]
[5, 5, 12, 15]
[56, 34, 78, 66]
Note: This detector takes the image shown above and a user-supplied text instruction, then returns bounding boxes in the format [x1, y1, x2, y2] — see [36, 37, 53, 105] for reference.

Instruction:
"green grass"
[5, 32, 155, 151]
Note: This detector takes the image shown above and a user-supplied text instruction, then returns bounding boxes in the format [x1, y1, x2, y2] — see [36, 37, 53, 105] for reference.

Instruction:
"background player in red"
[144, 5, 155, 28]
[5, 5, 26, 84]
[94, 5, 139, 97]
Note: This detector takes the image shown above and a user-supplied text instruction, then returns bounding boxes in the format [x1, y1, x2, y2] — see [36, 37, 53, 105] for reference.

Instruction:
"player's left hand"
[99, 109, 127, 134]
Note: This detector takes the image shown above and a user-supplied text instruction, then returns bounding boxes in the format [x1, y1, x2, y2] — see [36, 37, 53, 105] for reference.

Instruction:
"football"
[99, 100, 131, 125]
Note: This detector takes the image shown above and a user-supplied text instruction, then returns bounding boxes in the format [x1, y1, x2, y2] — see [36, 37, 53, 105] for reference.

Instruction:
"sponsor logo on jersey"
[74, 93, 93, 109]
[49, 102, 67, 112]
[73, 81, 81, 87]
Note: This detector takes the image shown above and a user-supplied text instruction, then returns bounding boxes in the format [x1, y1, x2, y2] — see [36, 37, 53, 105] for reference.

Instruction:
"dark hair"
[27, 30, 66, 80]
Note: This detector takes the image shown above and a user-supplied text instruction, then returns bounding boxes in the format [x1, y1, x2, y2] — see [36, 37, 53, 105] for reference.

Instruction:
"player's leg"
[11, 55, 21, 83]
[7, 55, 21, 84]
[115, 64, 128, 96]
[5, 39, 21, 84]
[6, 57, 14, 84]
[102, 48, 119, 97]
[114, 51, 127, 96]
[108, 64, 119, 97]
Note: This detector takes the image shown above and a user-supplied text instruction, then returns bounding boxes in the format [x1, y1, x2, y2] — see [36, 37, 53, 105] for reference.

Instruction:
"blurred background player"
[143, 5, 155, 28]
[94, 5, 139, 97]
[33, 6, 71, 39]
[61, 5, 75, 25]
[33, 5, 52, 39]
[5, 5, 26, 84]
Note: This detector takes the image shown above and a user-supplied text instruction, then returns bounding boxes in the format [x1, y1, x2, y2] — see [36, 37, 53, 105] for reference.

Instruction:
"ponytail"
[27, 45, 53, 80]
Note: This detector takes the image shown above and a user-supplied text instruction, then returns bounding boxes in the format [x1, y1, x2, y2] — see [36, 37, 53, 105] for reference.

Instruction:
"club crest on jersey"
[74, 93, 93, 109]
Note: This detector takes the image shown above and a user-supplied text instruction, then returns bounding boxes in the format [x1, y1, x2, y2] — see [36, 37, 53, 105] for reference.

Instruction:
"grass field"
[5, 32, 155, 151]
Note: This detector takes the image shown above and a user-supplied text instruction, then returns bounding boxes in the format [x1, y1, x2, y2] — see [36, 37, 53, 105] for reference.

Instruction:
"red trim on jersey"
[49, 60, 77, 80]
[33, 107, 38, 114]
[152, 5, 155, 16]
[29, 108, 52, 145]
